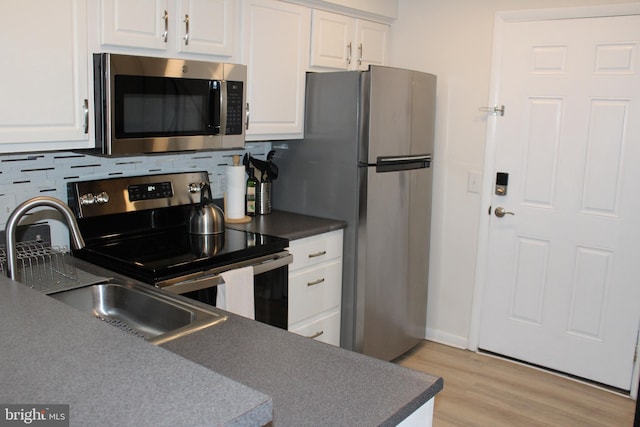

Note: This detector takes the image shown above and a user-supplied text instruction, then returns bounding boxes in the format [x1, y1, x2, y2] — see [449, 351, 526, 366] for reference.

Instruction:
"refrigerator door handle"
[359, 154, 432, 172]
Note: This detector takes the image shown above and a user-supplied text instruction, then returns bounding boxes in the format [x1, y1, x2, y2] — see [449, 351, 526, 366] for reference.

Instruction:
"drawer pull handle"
[307, 330, 324, 339]
[307, 278, 325, 287]
[308, 250, 327, 258]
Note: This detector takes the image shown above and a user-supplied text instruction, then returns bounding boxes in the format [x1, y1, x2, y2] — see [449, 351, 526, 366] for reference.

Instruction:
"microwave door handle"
[83, 99, 89, 134]
[246, 102, 250, 130]
[211, 81, 221, 134]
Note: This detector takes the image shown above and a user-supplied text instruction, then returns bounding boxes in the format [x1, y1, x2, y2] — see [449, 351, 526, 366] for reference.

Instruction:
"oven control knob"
[95, 192, 110, 204]
[80, 193, 95, 206]
[189, 182, 202, 193]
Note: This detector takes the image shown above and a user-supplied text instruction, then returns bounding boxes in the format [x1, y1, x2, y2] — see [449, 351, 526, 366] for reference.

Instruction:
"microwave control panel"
[225, 81, 244, 135]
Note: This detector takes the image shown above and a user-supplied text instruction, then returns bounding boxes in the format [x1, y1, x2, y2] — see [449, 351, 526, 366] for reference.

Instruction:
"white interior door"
[479, 14, 640, 390]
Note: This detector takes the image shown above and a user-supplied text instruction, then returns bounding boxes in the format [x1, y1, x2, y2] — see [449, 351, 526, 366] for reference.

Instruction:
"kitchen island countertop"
[0, 275, 272, 427]
[1, 258, 442, 426]
[162, 311, 442, 426]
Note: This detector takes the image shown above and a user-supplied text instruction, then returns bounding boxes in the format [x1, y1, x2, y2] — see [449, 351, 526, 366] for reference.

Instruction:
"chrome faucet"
[4, 196, 85, 281]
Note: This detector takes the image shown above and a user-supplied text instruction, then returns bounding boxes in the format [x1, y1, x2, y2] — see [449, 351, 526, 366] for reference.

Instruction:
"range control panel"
[68, 171, 209, 218]
[127, 182, 173, 202]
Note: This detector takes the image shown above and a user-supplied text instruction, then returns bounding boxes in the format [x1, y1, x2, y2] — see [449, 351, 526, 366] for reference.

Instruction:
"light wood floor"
[396, 341, 635, 426]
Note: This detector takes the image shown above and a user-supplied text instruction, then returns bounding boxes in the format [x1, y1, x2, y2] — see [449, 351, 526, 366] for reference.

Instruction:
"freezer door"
[361, 66, 436, 162]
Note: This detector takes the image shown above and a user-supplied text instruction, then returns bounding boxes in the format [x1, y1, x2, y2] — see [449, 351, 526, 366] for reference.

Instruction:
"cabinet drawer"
[289, 260, 342, 324]
[290, 310, 341, 346]
[289, 230, 343, 271]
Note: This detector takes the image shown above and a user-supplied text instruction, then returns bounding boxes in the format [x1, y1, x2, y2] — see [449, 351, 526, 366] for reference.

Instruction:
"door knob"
[494, 206, 515, 218]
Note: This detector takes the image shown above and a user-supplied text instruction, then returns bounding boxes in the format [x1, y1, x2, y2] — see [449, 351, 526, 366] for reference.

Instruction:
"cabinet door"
[355, 19, 388, 70]
[0, 0, 90, 151]
[310, 9, 354, 70]
[242, 0, 310, 140]
[176, 0, 236, 57]
[102, 0, 169, 50]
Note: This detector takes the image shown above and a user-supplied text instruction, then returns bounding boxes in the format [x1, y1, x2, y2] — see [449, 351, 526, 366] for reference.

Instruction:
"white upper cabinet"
[355, 18, 388, 68]
[101, 0, 237, 59]
[241, 0, 310, 141]
[310, 9, 388, 71]
[101, 0, 168, 50]
[0, 0, 90, 152]
[176, 0, 236, 57]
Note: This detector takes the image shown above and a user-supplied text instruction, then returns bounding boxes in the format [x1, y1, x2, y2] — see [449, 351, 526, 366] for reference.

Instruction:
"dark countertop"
[162, 313, 442, 427]
[227, 210, 346, 240]
[0, 275, 272, 427]
[1, 210, 442, 426]
[219, 211, 442, 425]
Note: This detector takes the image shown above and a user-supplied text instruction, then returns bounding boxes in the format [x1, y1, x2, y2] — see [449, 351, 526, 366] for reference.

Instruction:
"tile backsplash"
[0, 143, 270, 245]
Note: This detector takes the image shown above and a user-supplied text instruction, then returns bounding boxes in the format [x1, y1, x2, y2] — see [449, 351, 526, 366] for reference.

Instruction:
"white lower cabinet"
[288, 230, 343, 346]
[289, 311, 341, 346]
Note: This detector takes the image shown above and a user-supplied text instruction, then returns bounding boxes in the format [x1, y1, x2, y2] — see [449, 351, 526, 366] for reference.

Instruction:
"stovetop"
[74, 226, 288, 285]
[66, 171, 288, 285]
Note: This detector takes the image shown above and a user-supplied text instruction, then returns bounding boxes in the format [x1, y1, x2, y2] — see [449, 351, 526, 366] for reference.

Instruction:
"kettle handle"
[200, 182, 213, 209]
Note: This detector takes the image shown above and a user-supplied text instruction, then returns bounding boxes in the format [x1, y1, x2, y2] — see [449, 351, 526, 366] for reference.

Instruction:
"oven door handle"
[253, 252, 293, 275]
[158, 251, 292, 294]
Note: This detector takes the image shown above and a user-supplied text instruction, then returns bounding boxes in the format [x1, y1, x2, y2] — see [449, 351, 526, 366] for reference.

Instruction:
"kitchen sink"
[49, 281, 227, 345]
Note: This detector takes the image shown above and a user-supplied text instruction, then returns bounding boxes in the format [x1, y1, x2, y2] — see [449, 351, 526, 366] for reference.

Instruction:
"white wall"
[388, 0, 637, 348]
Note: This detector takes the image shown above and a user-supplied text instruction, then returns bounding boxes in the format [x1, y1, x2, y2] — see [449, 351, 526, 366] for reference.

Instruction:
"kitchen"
[1, 0, 639, 425]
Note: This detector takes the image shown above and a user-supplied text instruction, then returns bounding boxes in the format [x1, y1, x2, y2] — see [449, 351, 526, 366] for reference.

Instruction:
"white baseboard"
[425, 328, 468, 349]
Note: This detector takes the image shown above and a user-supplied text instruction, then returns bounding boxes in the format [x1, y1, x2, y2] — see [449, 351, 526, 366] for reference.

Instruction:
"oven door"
[159, 251, 292, 330]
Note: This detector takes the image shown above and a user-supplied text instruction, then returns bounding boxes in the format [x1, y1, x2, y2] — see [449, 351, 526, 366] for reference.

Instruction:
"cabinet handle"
[82, 99, 89, 134]
[346, 42, 352, 65]
[307, 278, 325, 287]
[358, 43, 363, 66]
[183, 14, 190, 45]
[308, 250, 326, 258]
[162, 10, 168, 42]
[307, 330, 324, 339]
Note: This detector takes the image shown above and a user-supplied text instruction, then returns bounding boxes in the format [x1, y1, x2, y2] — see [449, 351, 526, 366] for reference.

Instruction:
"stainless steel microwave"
[92, 53, 246, 156]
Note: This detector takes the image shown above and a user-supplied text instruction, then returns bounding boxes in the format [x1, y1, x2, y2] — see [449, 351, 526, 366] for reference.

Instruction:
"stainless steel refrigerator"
[273, 66, 436, 361]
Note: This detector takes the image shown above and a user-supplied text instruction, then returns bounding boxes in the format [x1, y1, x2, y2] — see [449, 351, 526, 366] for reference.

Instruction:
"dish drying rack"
[1, 223, 110, 294]
[0, 239, 81, 293]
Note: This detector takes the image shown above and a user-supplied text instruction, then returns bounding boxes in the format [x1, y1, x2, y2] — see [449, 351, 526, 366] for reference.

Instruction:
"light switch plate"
[467, 171, 481, 194]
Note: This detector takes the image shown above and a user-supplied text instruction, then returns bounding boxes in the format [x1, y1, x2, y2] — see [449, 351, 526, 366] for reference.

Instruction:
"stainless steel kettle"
[188, 183, 225, 235]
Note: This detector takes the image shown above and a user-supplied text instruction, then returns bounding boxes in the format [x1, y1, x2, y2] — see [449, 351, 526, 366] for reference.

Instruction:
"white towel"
[217, 266, 255, 319]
